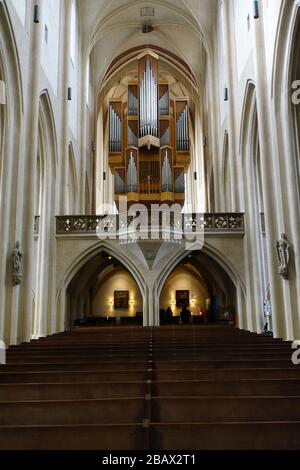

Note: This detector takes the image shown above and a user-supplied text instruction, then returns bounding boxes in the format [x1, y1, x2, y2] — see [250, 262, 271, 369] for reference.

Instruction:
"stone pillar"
[17, 0, 44, 343]
[221, 0, 242, 212]
[207, 56, 222, 212]
[272, 4, 300, 340]
[278, 105, 300, 340]
[58, 0, 72, 215]
[78, 54, 87, 213]
[252, 9, 291, 340]
[0, 5, 23, 345]
[236, 283, 245, 330]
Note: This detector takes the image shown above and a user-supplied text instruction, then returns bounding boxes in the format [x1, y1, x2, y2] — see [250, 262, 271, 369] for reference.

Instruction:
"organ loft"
[108, 50, 191, 208]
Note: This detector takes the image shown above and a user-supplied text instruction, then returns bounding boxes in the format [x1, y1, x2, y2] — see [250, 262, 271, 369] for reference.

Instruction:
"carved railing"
[56, 213, 244, 236]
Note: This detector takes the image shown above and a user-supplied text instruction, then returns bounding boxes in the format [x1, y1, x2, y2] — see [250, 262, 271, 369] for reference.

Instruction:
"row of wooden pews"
[0, 325, 300, 450]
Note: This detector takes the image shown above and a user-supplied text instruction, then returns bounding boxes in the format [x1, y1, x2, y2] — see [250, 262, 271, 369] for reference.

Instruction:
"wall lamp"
[34, 5, 39, 23]
[253, 1, 259, 19]
[224, 86, 229, 102]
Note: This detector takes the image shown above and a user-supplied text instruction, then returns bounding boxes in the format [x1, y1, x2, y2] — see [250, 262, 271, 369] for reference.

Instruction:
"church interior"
[1, 0, 300, 452]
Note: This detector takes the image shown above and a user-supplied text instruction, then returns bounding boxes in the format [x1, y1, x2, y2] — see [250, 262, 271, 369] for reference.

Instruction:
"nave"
[0, 326, 299, 450]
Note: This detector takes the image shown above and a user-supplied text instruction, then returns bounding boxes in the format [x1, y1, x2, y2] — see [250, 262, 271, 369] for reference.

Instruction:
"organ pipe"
[128, 126, 138, 147]
[128, 90, 138, 116]
[126, 151, 138, 193]
[162, 149, 173, 193]
[159, 91, 169, 115]
[139, 60, 158, 138]
[176, 104, 189, 151]
[160, 127, 170, 147]
[109, 105, 121, 152]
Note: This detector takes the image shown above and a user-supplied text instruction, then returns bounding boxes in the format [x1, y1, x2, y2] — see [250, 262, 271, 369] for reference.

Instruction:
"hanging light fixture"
[142, 23, 153, 34]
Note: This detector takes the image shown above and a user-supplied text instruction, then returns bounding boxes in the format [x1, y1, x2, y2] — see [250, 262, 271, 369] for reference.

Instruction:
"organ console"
[108, 49, 191, 208]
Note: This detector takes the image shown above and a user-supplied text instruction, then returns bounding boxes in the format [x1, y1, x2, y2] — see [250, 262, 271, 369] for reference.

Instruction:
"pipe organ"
[108, 49, 191, 208]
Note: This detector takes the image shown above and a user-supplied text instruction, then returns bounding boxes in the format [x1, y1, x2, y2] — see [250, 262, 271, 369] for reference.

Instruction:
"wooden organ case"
[108, 49, 191, 208]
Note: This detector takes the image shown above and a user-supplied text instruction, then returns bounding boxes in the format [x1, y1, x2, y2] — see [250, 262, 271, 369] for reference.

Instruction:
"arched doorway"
[159, 250, 237, 326]
[66, 251, 144, 329]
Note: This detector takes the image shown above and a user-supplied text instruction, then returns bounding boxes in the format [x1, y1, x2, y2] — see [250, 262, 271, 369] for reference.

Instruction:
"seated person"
[180, 306, 191, 324]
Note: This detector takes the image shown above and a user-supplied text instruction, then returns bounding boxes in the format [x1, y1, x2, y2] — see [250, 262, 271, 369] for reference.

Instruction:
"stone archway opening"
[159, 250, 237, 326]
[66, 250, 144, 329]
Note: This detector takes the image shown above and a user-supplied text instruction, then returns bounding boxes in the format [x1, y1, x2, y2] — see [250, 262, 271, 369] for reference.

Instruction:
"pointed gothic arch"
[56, 241, 149, 330]
[154, 241, 246, 327]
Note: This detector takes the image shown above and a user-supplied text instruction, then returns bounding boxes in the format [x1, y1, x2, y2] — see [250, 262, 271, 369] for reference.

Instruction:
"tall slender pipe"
[183, 108, 186, 150]
[109, 106, 111, 151]
[113, 108, 115, 151]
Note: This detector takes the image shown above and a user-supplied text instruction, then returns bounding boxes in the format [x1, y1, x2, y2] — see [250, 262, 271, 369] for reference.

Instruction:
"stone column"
[0, 4, 23, 345]
[78, 53, 88, 213]
[207, 55, 222, 211]
[58, 0, 72, 215]
[252, 9, 290, 339]
[221, 0, 242, 212]
[17, 0, 44, 343]
[277, 102, 300, 340]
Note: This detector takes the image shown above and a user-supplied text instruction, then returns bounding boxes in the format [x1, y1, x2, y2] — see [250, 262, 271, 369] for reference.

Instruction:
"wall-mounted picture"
[114, 290, 129, 309]
[176, 290, 190, 308]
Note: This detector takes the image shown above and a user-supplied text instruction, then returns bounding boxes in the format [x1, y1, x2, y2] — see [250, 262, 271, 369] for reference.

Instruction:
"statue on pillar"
[12, 241, 23, 286]
[276, 233, 290, 280]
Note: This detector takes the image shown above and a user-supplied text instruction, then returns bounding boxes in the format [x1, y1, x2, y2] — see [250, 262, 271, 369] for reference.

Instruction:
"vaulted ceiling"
[78, 0, 217, 90]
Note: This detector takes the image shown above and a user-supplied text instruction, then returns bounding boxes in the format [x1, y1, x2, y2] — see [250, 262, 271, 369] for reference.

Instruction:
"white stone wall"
[41, 0, 60, 95]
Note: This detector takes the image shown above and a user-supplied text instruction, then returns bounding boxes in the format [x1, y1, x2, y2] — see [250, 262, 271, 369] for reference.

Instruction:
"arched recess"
[0, 1, 23, 345]
[154, 242, 246, 328]
[239, 81, 268, 333]
[33, 91, 57, 339]
[56, 242, 149, 331]
[68, 260, 143, 327]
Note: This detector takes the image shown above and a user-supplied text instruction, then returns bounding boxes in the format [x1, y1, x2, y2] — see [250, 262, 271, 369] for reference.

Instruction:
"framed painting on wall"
[114, 291, 129, 309]
[176, 290, 190, 308]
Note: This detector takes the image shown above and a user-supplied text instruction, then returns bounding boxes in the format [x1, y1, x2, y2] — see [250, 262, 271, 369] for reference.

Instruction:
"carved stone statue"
[12, 241, 22, 286]
[276, 233, 290, 280]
